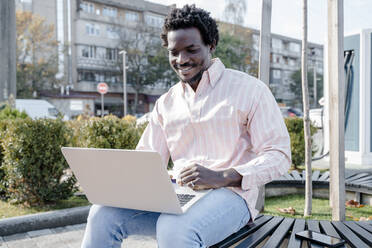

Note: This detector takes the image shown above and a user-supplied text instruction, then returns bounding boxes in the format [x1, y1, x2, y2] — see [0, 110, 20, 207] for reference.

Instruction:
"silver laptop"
[61, 147, 211, 214]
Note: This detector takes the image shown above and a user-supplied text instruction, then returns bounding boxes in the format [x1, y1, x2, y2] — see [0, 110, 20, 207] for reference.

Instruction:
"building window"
[272, 54, 281, 63]
[80, 1, 94, 14]
[103, 6, 117, 18]
[272, 69, 281, 79]
[80, 45, 97, 58]
[145, 13, 164, 28]
[289, 42, 301, 53]
[106, 26, 119, 39]
[289, 58, 297, 67]
[78, 70, 120, 84]
[272, 38, 282, 50]
[86, 23, 100, 36]
[125, 11, 139, 22]
[105, 48, 117, 61]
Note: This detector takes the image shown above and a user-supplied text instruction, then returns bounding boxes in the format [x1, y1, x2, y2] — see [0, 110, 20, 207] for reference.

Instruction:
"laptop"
[61, 147, 211, 214]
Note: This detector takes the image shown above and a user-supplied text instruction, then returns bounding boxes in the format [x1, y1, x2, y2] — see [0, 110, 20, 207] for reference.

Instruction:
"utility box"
[324, 29, 372, 165]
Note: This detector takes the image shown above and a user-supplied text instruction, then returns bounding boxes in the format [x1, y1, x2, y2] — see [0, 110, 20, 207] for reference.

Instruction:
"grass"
[0, 195, 90, 219]
[264, 194, 372, 220]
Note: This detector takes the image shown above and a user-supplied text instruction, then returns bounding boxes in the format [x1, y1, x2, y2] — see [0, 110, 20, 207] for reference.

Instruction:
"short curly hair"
[160, 4, 219, 48]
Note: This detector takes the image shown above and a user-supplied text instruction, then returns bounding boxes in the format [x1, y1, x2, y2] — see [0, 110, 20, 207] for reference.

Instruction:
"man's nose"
[176, 52, 189, 65]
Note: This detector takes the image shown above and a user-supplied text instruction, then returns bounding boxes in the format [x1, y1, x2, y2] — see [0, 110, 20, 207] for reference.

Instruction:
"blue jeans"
[81, 188, 251, 248]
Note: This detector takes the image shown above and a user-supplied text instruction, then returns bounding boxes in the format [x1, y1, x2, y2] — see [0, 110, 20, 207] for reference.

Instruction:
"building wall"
[0, 0, 17, 102]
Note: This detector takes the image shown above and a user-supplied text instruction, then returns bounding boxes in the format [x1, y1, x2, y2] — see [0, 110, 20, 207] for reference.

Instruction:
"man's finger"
[180, 171, 199, 185]
[179, 163, 196, 174]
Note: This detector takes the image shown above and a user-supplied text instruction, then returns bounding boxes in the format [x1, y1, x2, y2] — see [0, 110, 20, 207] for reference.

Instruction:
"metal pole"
[101, 93, 104, 118]
[314, 62, 317, 107]
[120, 50, 127, 117]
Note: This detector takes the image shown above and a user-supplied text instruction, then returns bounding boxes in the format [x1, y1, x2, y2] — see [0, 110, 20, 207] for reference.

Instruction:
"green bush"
[0, 105, 28, 120]
[284, 117, 317, 169]
[0, 107, 29, 199]
[2, 118, 76, 205]
[77, 115, 143, 149]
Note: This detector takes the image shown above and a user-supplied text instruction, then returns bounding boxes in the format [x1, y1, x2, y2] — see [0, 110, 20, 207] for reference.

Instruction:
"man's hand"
[178, 164, 242, 190]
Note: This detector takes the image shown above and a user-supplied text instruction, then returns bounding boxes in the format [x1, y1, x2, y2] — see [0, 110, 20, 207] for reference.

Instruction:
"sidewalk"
[0, 223, 157, 248]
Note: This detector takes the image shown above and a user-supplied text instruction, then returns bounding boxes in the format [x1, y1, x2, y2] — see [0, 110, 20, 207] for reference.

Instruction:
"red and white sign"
[97, 82, 108, 94]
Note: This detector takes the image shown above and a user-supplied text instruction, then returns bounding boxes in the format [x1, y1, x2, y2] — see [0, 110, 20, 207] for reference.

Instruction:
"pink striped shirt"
[136, 58, 291, 219]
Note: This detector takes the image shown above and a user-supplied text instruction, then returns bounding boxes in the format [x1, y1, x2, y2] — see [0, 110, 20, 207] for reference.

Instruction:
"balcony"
[77, 57, 120, 71]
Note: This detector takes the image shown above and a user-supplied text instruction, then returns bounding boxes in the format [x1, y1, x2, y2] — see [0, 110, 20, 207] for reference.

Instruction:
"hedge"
[284, 117, 317, 168]
[0, 113, 317, 205]
[1, 118, 76, 205]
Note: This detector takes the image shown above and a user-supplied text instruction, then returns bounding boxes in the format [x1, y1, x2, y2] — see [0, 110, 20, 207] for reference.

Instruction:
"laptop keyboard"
[177, 194, 196, 207]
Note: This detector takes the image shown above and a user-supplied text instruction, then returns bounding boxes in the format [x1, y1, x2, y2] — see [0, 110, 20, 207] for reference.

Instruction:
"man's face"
[167, 27, 213, 86]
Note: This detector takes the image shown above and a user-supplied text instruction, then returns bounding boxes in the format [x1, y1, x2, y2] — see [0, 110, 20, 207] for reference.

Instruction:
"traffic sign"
[97, 82, 108, 94]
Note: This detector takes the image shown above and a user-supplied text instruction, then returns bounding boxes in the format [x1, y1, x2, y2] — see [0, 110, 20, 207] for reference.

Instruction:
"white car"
[16, 99, 60, 119]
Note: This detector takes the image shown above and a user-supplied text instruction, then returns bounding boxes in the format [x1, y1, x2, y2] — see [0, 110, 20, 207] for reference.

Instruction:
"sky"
[149, 0, 372, 44]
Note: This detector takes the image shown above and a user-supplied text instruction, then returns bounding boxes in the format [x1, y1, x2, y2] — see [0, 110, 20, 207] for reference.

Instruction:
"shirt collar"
[206, 58, 225, 88]
[180, 58, 225, 91]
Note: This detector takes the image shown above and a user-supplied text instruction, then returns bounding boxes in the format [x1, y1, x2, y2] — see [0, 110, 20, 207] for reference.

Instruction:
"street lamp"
[119, 50, 128, 117]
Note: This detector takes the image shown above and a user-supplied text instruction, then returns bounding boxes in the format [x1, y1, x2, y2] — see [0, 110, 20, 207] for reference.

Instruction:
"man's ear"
[209, 41, 216, 53]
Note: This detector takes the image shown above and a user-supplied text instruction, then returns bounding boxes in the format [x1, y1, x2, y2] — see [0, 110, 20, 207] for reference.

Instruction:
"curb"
[0, 205, 91, 236]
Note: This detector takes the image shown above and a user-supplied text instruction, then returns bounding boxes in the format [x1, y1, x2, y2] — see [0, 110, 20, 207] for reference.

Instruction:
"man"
[82, 4, 290, 248]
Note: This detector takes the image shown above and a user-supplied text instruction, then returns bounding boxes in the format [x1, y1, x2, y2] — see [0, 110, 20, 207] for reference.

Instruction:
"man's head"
[161, 5, 219, 87]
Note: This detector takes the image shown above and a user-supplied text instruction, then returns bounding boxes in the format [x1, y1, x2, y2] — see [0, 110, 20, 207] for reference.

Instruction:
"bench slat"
[343, 221, 372, 246]
[291, 170, 302, 180]
[349, 174, 372, 184]
[236, 217, 283, 248]
[261, 218, 294, 248]
[312, 170, 320, 181]
[319, 220, 347, 248]
[283, 173, 294, 180]
[332, 221, 370, 248]
[318, 171, 330, 181]
[346, 173, 370, 183]
[307, 220, 323, 248]
[354, 221, 372, 233]
[210, 215, 273, 248]
[287, 219, 305, 248]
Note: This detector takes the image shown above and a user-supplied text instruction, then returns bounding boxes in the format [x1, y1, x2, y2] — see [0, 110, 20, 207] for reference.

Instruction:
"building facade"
[16, 0, 173, 118]
[15, 0, 323, 118]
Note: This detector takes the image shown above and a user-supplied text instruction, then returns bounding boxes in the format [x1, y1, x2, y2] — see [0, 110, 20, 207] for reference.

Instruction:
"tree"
[116, 26, 177, 114]
[290, 70, 323, 108]
[223, 0, 247, 34]
[301, 0, 312, 217]
[215, 28, 258, 77]
[16, 11, 60, 98]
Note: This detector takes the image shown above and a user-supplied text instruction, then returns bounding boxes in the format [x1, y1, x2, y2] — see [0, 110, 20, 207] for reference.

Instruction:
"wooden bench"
[211, 214, 372, 247]
[267, 171, 372, 205]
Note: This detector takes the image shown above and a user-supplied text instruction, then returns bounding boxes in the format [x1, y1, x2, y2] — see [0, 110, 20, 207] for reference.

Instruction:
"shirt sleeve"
[136, 100, 170, 168]
[233, 85, 292, 190]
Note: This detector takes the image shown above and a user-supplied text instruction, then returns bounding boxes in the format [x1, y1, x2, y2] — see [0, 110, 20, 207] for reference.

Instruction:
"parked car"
[15, 99, 60, 119]
[280, 107, 303, 118]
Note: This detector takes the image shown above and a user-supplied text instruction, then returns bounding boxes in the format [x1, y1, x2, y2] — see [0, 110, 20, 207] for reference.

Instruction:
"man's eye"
[170, 51, 178, 56]
[188, 49, 198, 54]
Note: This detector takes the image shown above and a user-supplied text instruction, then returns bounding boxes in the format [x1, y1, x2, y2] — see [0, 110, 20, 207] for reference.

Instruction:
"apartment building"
[257, 31, 323, 106]
[15, 0, 323, 117]
[16, 0, 173, 118]
[219, 22, 323, 107]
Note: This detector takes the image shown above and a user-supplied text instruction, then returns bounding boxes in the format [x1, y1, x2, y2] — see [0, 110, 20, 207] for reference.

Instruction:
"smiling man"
[82, 4, 291, 248]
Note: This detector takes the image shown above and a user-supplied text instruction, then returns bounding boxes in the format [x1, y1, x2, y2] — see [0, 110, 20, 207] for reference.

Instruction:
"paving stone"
[27, 229, 53, 238]
[2, 233, 28, 242]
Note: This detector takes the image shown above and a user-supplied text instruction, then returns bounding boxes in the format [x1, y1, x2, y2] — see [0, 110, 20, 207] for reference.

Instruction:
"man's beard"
[178, 68, 205, 86]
